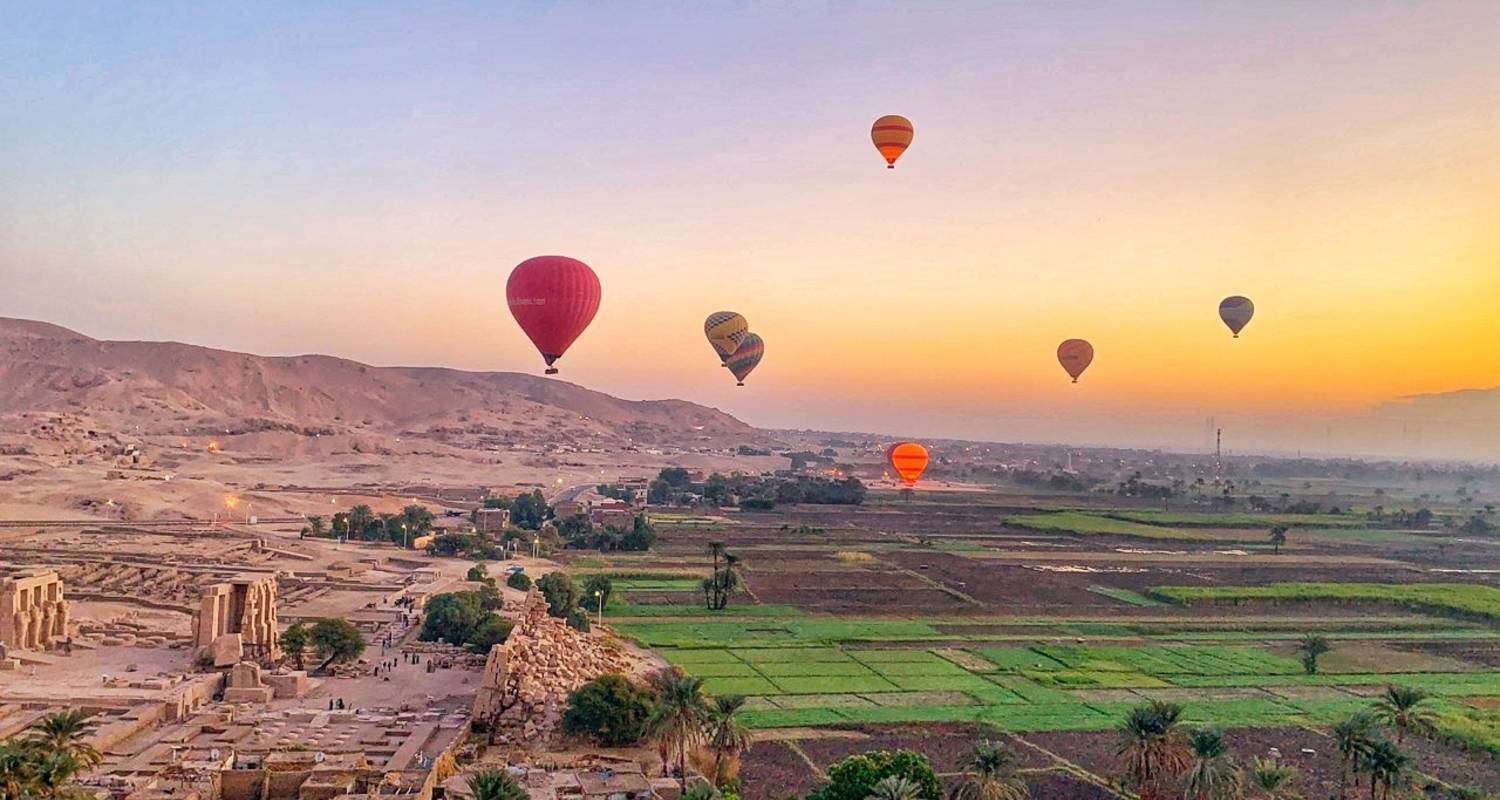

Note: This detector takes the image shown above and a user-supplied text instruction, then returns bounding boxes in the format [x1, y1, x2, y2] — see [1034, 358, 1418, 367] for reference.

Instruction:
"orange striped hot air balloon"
[871, 115, 914, 169]
[885, 442, 929, 487]
[1057, 339, 1094, 383]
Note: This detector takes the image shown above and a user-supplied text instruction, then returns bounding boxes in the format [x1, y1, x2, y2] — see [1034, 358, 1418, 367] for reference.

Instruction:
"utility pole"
[1215, 428, 1222, 481]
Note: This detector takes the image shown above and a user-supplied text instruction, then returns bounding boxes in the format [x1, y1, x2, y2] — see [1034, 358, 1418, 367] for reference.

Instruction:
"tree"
[302, 515, 327, 539]
[1247, 757, 1294, 799]
[467, 561, 489, 583]
[1295, 633, 1331, 675]
[1115, 700, 1190, 800]
[1183, 727, 1241, 800]
[1333, 711, 1378, 799]
[947, 740, 1029, 800]
[582, 575, 614, 613]
[537, 572, 580, 618]
[703, 695, 752, 788]
[1373, 685, 1435, 745]
[619, 514, 658, 551]
[348, 504, 377, 540]
[562, 674, 656, 746]
[506, 571, 532, 591]
[557, 514, 595, 546]
[469, 617, 514, 653]
[866, 776, 925, 800]
[510, 490, 551, 530]
[645, 671, 709, 788]
[421, 592, 488, 646]
[808, 750, 941, 800]
[1268, 524, 1288, 555]
[309, 618, 365, 673]
[26, 710, 101, 772]
[466, 769, 528, 800]
[0, 710, 103, 799]
[1364, 740, 1412, 800]
[279, 623, 310, 670]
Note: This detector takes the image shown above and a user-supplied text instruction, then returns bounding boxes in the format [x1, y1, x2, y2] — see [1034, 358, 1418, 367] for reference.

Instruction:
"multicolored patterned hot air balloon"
[725, 333, 764, 386]
[870, 115, 914, 169]
[704, 311, 749, 365]
[506, 255, 601, 374]
[1219, 296, 1255, 338]
[1057, 339, 1094, 383]
[885, 442, 929, 487]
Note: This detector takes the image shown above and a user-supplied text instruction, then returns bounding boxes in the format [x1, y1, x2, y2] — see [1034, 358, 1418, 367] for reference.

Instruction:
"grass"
[1151, 582, 1500, 624]
[1004, 511, 1200, 540]
[1104, 510, 1361, 528]
[1086, 585, 1165, 607]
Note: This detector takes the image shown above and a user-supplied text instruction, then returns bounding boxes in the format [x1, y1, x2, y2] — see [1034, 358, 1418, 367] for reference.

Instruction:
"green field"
[1004, 511, 1202, 540]
[1152, 582, 1500, 624]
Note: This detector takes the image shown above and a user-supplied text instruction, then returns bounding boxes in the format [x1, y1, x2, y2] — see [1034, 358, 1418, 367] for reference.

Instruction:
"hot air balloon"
[885, 442, 929, 487]
[1219, 296, 1255, 338]
[1057, 339, 1094, 383]
[871, 115, 914, 169]
[506, 256, 601, 374]
[725, 333, 764, 386]
[704, 312, 749, 365]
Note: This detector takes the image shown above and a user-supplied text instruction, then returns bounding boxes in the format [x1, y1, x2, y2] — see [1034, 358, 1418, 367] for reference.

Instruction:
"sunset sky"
[3, 2, 1497, 454]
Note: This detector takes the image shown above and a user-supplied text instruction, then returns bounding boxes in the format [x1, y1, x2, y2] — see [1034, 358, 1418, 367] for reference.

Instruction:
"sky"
[2, 2, 1498, 457]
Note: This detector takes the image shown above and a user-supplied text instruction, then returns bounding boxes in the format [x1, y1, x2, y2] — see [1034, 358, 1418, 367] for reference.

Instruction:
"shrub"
[561, 673, 656, 745]
[806, 750, 941, 800]
[506, 571, 532, 591]
[567, 609, 592, 632]
[469, 617, 514, 653]
[537, 572, 579, 618]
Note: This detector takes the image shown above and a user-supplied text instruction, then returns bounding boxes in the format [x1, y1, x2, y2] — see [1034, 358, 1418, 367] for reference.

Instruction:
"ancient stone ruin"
[194, 574, 281, 667]
[0, 567, 70, 654]
[472, 588, 636, 745]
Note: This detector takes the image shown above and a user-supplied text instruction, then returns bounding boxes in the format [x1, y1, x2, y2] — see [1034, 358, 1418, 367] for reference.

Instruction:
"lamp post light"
[402, 523, 409, 550]
[594, 590, 603, 626]
[532, 535, 539, 559]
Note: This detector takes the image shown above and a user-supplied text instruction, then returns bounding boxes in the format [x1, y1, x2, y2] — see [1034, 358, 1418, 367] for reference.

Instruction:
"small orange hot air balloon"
[871, 115, 914, 169]
[1057, 339, 1094, 383]
[885, 442, 929, 487]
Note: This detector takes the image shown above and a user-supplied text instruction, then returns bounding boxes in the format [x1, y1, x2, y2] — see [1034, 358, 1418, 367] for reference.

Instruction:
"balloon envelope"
[886, 442, 929, 486]
[704, 311, 749, 363]
[1057, 339, 1094, 383]
[871, 115, 914, 168]
[506, 256, 601, 373]
[725, 333, 764, 386]
[1219, 296, 1255, 337]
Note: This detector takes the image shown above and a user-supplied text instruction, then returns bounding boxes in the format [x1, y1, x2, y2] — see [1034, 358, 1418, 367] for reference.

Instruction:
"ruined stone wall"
[0, 568, 70, 651]
[471, 588, 634, 745]
[193, 575, 280, 664]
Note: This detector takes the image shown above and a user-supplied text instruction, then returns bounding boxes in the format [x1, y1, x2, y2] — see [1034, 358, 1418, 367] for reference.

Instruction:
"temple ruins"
[0, 567, 70, 653]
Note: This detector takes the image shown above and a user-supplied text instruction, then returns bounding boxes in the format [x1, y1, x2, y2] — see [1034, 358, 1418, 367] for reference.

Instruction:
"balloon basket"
[736, 382, 744, 387]
[545, 368, 559, 375]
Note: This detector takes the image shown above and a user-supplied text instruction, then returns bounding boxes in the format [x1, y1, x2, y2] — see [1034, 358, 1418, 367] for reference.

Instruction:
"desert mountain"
[0, 317, 763, 450]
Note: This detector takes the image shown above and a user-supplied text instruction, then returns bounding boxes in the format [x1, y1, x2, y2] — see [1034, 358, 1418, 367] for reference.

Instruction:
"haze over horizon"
[3, 3, 1497, 460]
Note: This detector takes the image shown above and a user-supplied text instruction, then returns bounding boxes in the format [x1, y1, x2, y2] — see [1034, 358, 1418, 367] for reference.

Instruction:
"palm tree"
[466, 768, 528, 800]
[1248, 757, 1294, 799]
[646, 671, 709, 787]
[948, 740, 1029, 800]
[1295, 633, 1331, 675]
[1364, 740, 1411, 800]
[1332, 711, 1378, 799]
[1183, 728, 1242, 800]
[26, 710, 101, 771]
[703, 695, 752, 787]
[1373, 685, 1435, 744]
[1115, 700, 1191, 800]
[867, 776, 925, 800]
[1268, 525, 1288, 555]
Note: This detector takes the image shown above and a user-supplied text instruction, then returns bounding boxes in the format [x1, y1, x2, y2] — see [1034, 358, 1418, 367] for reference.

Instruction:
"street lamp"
[594, 590, 603, 626]
[402, 523, 409, 550]
[532, 535, 540, 559]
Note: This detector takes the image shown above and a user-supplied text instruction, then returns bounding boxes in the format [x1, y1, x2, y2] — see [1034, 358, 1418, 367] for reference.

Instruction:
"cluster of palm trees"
[646, 670, 752, 789]
[0, 710, 102, 799]
[851, 740, 1031, 800]
[1118, 701, 1299, 799]
[1116, 685, 1443, 800]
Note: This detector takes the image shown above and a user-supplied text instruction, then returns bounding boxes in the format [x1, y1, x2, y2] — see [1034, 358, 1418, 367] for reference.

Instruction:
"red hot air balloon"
[1057, 339, 1094, 383]
[885, 442, 929, 487]
[506, 256, 601, 374]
